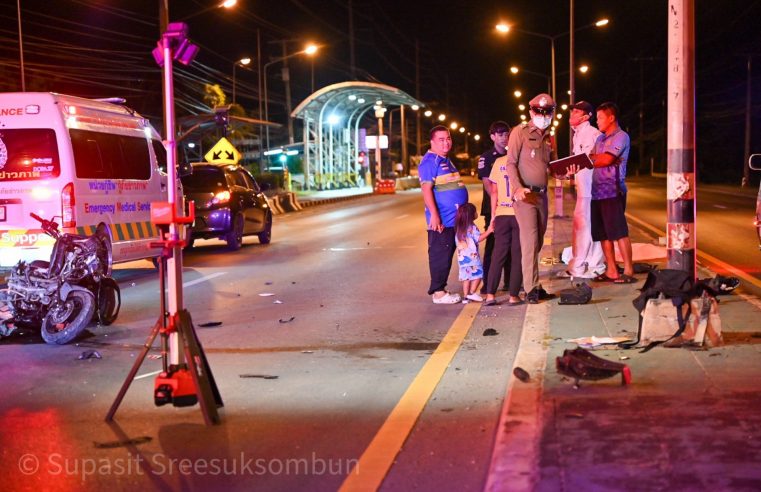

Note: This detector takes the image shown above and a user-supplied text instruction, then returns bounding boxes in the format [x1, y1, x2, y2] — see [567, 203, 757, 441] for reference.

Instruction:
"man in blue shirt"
[419, 125, 469, 304]
[590, 102, 635, 283]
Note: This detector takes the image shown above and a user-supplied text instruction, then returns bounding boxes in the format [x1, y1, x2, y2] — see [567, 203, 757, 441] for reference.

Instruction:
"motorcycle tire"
[97, 278, 121, 326]
[40, 286, 95, 345]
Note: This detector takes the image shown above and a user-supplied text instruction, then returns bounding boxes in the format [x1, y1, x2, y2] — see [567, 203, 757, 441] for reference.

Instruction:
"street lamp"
[263, 43, 319, 149]
[232, 57, 251, 105]
[579, 64, 589, 74]
[495, 17, 608, 102]
[438, 114, 446, 121]
[509, 65, 552, 95]
[513, 90, 522, 98]
[180, 0, 238, 20]
[424, 110, 433, 117]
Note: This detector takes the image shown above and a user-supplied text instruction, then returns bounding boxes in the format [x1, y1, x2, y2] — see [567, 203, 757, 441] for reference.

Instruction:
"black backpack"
[621, 268, 696, 352]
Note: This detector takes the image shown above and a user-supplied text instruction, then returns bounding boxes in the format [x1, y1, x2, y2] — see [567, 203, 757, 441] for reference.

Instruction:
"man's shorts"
[591, 194, 629, 241]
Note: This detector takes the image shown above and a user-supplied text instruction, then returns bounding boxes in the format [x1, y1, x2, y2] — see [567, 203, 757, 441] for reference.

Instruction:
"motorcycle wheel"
[40, 287, 95, 345]
[97, 278, 121, 326]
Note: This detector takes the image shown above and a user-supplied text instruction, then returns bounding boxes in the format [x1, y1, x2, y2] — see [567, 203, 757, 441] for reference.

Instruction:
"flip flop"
[484, 299, 500, 306]
[593, 274, 613, 282]
[507, 299, 524, 306]
[613, 274, 637, 284]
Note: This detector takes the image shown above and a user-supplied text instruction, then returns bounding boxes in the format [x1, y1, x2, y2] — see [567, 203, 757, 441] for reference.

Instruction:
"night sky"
[1, 0, 760, 184]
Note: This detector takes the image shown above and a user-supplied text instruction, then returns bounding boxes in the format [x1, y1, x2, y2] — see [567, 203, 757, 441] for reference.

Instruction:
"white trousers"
[568, 196, 606, 278]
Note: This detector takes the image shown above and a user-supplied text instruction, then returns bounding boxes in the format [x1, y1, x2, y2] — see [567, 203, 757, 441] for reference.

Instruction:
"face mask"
[532, 115, 552, 130]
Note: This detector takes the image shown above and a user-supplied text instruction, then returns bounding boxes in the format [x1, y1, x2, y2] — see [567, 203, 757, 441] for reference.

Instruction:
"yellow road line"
[339, 302, 480, 491]
[626, 213, 761, 290]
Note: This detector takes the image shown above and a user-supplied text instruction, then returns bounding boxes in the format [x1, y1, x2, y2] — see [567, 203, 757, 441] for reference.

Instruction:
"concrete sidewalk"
[538, 206, 761, 491]
[489, 187, 761, 491]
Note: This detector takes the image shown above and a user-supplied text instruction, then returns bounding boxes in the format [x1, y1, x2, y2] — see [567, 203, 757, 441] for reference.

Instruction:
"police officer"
[477, 121, 511, 293]
[505, 93, 557, 303]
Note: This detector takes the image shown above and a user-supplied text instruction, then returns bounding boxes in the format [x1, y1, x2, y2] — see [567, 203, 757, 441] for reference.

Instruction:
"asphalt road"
[0, 185, 524, 491]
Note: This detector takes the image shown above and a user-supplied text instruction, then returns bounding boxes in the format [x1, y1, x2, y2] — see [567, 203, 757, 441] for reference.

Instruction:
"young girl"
[455, 203, 493, 303]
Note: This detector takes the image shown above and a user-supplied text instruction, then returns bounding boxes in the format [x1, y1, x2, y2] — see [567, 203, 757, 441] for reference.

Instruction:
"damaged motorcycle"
[1, 213, 120, 344]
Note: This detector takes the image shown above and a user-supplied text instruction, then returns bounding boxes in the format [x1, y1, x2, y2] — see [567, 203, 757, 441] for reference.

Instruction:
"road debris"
[94, 436, 152, 449]
[199, 321, 223, 327]
[274, 300, 283, 304]
[259, 292, 275, 297]
[482, 328, 499, 336]
[78, 350, 102, 360]
[279, 316, 295, 323]
[513, 367, 530, 383]
[567, 336, 632, 349]
[239, 374, 279, 379]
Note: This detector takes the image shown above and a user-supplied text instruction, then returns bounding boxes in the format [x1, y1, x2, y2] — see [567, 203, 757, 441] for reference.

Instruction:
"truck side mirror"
[749, 154, 761, 171]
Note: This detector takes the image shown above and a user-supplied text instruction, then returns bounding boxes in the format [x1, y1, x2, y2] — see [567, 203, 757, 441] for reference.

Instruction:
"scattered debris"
[556, 348, 632, 387]
[279, 316, 295, 324]
[265, 281, 273, 285]
[513, 367, 530, 383]
[147, 354, 162, 360]
[301, 350, 314, 354]
[440, 408, 455, 413]
[482, 328, 499, 336]
[709, 353, 721, 357]
[619, 356, 630, 361]
[274, 300, 283, 304]
[565, 413, 584, 419]
[567, 336, 632, 349]
[199, 321, 222, 328]
[94, 436, 152, 449]
[78, 350, 102, 360]
[259, 293, 275, 297]
[291, 281, 296, 285]
[239, 374, 279, 379]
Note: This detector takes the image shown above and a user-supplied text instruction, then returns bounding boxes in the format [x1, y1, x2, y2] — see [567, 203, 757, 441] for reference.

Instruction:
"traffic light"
[213, 106, 230, 127]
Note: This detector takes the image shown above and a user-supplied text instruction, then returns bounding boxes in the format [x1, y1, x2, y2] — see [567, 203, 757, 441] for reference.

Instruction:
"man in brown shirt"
[505, 93, 557, 303]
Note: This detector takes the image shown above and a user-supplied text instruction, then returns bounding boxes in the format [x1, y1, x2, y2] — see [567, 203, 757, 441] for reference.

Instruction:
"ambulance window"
[71, 129, 151, 180]
[152, 140, 167, 173]
[0, 129, 60, 181]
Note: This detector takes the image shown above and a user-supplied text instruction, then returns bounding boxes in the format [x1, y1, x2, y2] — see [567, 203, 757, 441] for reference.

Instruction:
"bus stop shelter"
[291, 81, 423, 190]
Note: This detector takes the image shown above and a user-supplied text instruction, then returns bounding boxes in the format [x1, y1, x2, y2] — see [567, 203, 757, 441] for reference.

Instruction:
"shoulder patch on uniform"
[477, 157, 485, 169]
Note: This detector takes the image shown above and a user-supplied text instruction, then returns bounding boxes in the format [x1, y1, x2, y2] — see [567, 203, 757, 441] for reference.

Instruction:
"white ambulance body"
[0, 92, 171, 268]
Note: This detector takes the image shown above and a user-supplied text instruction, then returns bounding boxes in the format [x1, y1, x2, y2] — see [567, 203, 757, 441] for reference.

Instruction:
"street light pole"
[232, 57, 251, 106]
[263, 44, 318, 150]
[17, 0, 25, 91]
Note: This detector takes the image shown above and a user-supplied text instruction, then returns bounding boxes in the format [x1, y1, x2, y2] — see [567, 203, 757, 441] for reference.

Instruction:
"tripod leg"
[105, 318, 163, 422]
[177, 310, 221, 425]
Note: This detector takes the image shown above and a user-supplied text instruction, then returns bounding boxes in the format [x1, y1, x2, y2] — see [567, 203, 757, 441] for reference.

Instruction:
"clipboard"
[549, 153, 593, 176]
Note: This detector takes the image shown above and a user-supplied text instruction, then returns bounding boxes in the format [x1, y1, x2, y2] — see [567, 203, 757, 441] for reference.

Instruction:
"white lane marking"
[713, 204, 728, 209]
[134, 370, 162, 380]
[395, 214, 409, 219]
[183, 272, 227, 288]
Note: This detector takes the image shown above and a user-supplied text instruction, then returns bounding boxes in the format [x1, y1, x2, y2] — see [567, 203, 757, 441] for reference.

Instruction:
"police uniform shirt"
[572, 120, 601, 198]
[591, 127, 630, 200]
[418, 151, 469, 227]
[488, 155, 517, 217]
[505, 122, 553, 191]
[477, 146, 506, 216]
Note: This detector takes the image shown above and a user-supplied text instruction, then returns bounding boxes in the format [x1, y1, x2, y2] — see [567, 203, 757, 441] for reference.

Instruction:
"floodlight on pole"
[424, 110, 433, 117]
[510, 66, 519, 74]
[513, 90, 522, 98]
[496, 23, 510, 33]
[595, 18, 609, 27]
[438, 114, 446, 121]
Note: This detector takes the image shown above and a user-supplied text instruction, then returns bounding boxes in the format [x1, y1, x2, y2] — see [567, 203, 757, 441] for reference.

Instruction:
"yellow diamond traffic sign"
[204, 137, 241, 164]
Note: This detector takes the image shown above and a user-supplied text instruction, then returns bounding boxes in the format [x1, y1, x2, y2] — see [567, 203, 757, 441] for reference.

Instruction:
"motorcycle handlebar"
[30, 212, 44, 224]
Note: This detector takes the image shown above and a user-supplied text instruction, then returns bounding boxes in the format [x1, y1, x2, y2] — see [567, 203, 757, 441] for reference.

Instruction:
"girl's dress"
[456, 225, 484, 281]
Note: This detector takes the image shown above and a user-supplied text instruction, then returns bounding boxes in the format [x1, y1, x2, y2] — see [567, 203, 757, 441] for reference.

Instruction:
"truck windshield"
[0, 129, 60, 181]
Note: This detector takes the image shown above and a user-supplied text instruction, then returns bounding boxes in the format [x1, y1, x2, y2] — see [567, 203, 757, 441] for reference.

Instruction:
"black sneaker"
[526, 288, 540, 304]
[536, 287, 556, 300]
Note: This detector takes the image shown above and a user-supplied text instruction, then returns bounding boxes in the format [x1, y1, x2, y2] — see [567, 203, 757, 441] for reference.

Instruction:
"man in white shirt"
[565, 101, 606, 280]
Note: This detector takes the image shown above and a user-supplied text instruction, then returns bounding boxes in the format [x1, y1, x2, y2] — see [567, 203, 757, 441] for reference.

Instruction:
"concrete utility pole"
[666, 0, 697, 279]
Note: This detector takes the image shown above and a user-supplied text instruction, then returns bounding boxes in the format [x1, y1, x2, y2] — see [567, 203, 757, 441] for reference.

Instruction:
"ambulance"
[0, 92, 174, 269]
